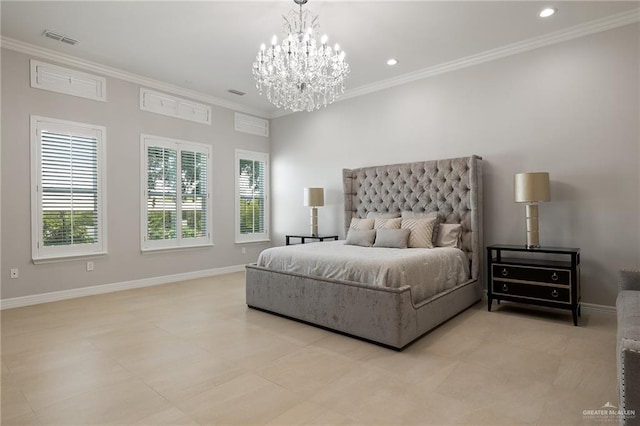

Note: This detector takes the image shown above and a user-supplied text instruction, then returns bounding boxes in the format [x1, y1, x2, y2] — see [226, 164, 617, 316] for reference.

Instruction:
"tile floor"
[1, 272, 618, 425]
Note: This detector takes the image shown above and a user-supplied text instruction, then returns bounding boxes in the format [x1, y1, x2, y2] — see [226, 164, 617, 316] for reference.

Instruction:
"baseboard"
[580, 302, 616, 315]
[0, 264, 247, 310]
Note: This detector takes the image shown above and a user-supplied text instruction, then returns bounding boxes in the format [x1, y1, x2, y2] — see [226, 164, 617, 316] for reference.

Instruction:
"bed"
[245, 155, 483, 349]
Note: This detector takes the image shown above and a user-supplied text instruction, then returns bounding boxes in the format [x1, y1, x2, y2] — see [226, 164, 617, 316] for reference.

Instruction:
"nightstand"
[487, 244, 581, 325]
[285, 235, 339, 245]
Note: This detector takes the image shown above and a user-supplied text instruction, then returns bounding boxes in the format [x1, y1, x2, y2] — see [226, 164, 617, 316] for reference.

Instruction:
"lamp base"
[524, 203, 540, 249]
[310, 207, 318, 237]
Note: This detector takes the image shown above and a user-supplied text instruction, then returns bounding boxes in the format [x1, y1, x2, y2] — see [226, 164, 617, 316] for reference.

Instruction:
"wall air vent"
[43, 30, 78, 46]
[228, 89, 246, 96]
[234, 113, 269, 138]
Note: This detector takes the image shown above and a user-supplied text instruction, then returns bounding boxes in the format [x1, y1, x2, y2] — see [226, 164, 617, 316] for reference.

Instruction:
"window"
[141, 135, 212, 251]
[235, 150, 269, 243]
[31, 116, 107, 261]
[31, 60, 107, 102]
[140, 88, 211, 125]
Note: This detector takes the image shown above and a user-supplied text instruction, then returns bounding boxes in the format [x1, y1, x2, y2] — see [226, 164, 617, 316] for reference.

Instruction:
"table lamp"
[304, 187, 324, 237]
[514, 172, 550, 249]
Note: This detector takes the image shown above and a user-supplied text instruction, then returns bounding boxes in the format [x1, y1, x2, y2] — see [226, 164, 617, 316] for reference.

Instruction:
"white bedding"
[256, 240, 470, 304]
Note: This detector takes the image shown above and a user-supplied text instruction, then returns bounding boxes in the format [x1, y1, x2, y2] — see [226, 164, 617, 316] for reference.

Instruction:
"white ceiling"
[1, 1, 638, 117]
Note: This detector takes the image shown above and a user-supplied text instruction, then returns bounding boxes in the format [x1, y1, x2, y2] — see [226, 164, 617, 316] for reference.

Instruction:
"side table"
[487, 244, 581, 325]
[285, 235, 339, 245]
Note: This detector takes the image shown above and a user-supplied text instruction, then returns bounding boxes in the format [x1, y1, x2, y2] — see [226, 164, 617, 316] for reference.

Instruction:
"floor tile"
[1, 382, 34, 422]
[0, 273, 618, 425]
[34, 378, 171, 425]
[309, 365, 426, 424]
[257, 347, 358, 397]
[11, 354, 134, 411]
[178, 372, 302, 425]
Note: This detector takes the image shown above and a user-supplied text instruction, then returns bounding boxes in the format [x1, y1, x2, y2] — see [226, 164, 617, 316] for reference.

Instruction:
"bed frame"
[246, 155, 483, 349]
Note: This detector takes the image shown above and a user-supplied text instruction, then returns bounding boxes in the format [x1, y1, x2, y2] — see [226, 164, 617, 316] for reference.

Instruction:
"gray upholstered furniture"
[618, 269, 640, 425]
[245, 155, 483, 349]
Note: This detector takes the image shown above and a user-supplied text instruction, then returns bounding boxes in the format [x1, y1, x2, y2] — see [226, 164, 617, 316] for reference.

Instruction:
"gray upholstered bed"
[245, 155, 483, 349]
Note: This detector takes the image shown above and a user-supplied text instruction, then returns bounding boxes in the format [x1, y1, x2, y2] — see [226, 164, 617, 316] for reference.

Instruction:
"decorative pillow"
[402, 211, 440, 243]
[345, 229, 376, 247]
[373, 229, 410, 249]
[401, 216, 437, 248]
[349, 217, 375, 230]
[435, 224, 462, 248]
[367, 212, 401, 219]
[374, 217, 402, 230]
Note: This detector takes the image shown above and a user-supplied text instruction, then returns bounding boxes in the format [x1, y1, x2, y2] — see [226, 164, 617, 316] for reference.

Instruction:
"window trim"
[235, 149, 270, 244]
[140, 134, 213, 252]
[30, 115, 108, 263]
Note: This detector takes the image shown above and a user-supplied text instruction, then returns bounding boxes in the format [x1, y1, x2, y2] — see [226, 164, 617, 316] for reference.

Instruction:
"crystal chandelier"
[252, 0, 350, 112]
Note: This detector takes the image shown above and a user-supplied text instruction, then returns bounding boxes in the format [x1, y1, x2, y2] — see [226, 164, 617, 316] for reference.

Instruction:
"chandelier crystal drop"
[252, 0, 350, 112]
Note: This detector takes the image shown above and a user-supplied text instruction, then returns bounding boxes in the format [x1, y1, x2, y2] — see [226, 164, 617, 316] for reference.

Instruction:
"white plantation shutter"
[146, 146, 177, 242]
[238, 159, 265, 234]
[31, 116, 106, 261]
[181, 150, 209, 239]
[235, 150, 269, 243]
[141, 135, 212, 250]
[41, 130, 99, 245]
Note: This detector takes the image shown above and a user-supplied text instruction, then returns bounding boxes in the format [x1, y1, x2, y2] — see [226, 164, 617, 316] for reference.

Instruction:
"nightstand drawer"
[492, 280, 570, 304]
[492, 264, 570, 285]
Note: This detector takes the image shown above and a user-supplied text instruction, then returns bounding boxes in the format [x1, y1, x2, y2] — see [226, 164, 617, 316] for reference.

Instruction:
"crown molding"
[0, 36, 272, 119]
[341, 8, 640, 105]
[271, 8, 639, 119]
[4, 7, 637, 121]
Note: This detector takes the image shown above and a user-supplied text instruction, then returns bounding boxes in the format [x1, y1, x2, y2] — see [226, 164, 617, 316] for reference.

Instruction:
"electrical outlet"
[10, 268, 18, 279]
[86, 261, 94, 271]
[241, 247, 247, 255]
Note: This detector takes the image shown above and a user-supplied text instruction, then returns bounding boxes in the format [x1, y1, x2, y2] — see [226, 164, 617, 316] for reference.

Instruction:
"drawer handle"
[501, 268, 508, 277]
[551, 273, 558, 281]
[502, 284, 509, 292]
[551, 289, 559, 298]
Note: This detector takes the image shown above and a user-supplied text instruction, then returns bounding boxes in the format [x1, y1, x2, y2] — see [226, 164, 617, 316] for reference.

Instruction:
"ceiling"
[1, 1, 638, 117]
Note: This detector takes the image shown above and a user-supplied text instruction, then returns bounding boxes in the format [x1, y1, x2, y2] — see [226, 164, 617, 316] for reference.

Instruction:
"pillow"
[401, 211, 438, 219]
[435, 224, 462, 248]
[373, 229, 410, 249]
[402, 211, 440, 243]
[345, 229, 376, 247]
[367, 212, 401, 219]
[349, 217, 375, 230]
[401, 216, 437, 248]
[374, 217, 402, 230]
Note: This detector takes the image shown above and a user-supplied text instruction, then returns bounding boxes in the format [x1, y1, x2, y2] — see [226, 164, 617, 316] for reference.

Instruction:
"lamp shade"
[514, 172, 550, 203]
[303, 187, 324, 207]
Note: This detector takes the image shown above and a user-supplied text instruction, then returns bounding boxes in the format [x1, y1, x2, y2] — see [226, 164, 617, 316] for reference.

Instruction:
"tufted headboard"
[342, 155, 483, 282]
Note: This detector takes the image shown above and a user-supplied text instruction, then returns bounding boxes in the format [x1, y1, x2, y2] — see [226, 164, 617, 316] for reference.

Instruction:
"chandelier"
[252, 0, 350, 112]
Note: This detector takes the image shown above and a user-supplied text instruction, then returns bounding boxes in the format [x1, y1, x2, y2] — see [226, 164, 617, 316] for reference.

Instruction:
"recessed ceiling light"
[387, 59, 398, 66]
[539, 8, 556, 18]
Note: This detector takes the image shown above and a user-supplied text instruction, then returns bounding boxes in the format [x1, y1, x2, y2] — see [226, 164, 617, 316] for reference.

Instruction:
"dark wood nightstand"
[487, 244, 581, 325]
[285, 235, 339, 245]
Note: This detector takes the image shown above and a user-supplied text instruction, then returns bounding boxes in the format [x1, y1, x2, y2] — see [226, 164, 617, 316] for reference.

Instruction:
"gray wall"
[1, 48, 270, 300]
[270, 24, 640, 307]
